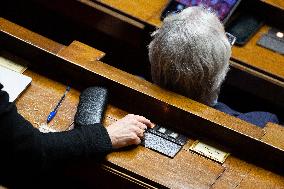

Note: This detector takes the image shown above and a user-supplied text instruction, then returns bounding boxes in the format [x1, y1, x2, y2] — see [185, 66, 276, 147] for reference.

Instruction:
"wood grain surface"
[261, 0, 284, 10]
[2, 17, 284, 188]
[0, 18, 64, 54]
[94, 0, 166, 26]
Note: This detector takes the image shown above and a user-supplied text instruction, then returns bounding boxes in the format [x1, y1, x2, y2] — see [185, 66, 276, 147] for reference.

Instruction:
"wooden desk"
[18, 65, 284, 189]
[94, 0, 166, 27]
[1, 18, 284, 188]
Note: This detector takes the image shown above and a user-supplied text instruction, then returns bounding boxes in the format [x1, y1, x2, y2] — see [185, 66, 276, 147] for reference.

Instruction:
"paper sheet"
[0, 65, 32, 102]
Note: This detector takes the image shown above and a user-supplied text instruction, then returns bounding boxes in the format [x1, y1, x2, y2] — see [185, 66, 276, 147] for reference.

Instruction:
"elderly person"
[149, 6, 279, 127]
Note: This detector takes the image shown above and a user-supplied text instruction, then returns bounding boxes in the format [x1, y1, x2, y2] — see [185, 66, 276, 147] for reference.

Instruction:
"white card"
[0, 65, 32, 102]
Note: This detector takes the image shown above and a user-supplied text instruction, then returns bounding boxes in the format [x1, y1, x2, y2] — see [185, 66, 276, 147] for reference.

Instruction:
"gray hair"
[148, 6, 231, 106]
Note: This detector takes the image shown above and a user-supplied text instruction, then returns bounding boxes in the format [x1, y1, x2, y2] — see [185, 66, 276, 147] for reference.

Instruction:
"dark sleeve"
[236, 112, 279, 128]
[214, 102, 279, 128]
[0, 84, 112, 172]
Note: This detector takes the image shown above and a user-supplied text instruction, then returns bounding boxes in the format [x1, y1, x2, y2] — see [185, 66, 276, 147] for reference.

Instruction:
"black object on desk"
[257, 28, 284, 55]
[75, 87, 108, 125]
[226, 13, 264, 46]
[161, 0, 242, 25]
[141, 125, 187, 158]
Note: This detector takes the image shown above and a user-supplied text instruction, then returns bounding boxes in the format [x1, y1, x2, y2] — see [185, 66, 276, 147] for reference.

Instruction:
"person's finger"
[131, 126, 144, 138]
[131, 136, 141, 145]
[135, 121, 147, 131]
[134, 115, 155, 128]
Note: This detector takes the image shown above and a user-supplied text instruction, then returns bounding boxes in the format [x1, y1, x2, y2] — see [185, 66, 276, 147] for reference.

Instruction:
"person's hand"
[106, 114, 154, 149]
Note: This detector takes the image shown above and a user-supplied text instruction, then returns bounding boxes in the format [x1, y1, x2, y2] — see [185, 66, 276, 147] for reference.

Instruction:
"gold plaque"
[189, 140, 230, 163]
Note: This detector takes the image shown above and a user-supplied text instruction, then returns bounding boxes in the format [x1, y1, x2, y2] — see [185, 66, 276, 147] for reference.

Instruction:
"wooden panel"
[0, 17, 64, 54]
[95, 0, 166, 26]
[212, 157, 254, 189]
[236, 167, 284, 189]
[58, 40, 105, 62]
[261, 123, 284, 149]
[108, 148, 224, 189]
[261, 0, 284, 10]
[212, 156, 284, 189]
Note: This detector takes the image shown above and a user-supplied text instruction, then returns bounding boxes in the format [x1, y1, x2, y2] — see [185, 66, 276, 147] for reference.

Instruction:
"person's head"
[148, 6, 231, 106]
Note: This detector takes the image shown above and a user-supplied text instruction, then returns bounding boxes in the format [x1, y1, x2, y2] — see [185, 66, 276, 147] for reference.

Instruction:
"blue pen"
[47, 86, 71, 123]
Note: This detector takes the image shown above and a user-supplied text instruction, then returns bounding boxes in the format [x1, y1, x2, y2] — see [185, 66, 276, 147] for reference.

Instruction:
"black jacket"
[0, 83, 112, 188]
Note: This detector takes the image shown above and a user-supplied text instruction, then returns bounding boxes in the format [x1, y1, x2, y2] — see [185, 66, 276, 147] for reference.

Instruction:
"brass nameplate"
[189, 140, 230, 163]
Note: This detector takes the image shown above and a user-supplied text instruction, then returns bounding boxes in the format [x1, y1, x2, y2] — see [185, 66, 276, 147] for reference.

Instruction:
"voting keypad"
[141, 125, 187, 158]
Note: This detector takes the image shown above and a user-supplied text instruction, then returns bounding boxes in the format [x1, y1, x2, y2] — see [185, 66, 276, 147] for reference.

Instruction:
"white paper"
[0, 66, 32, 102]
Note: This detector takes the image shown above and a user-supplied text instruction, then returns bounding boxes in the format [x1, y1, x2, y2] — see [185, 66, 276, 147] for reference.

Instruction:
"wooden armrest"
[58, 40, 105, 62]
[0, 17, 64, 54]
[262, 122, 284, 149]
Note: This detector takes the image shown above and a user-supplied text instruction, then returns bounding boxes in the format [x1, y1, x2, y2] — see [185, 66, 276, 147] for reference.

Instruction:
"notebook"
[0, 66, 32, 102]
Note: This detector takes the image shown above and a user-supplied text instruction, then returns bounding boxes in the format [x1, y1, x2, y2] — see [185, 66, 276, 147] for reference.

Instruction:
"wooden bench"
[1, 18, 284, 188]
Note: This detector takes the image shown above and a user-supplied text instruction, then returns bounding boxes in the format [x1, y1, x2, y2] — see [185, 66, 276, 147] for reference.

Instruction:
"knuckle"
[130, 133, 137, 139]
[133, 120, 140, 124]
[134, 138, 141, 145]
[130, 126, 138, 132]
[131, 120, 139, 125]
[130, 136, 140, 145]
